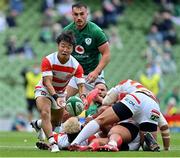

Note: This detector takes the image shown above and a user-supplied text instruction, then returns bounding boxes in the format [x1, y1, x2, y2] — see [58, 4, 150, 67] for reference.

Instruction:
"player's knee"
[108, 126, 118, 136]
[40, 110, 50, 120]
[95, 117, 106, 127]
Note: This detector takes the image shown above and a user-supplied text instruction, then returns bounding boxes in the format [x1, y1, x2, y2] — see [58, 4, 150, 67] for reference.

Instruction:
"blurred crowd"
[139, 0, 180, 116]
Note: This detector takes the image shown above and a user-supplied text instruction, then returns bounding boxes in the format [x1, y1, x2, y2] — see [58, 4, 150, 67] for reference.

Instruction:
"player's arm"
[86, 42, 110, 83]
[41, 57, 56, 96]
[75, 64, 87, 105]
[95, 42, 110, 75]
[158, 112, 170, 150]
[43, 76, 56, 96]
[102, 87, 119, 106]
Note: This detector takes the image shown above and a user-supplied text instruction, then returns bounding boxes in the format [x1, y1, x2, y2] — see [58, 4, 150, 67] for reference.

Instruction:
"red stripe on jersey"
[119, 80, 128, 85]
[53, 83, 68, 92]
[35, 86, 42, 89]
[53, 77, 68, 83]
[74, 64, 84, 78]
[118, 93, 127, 100]
[130, 80, 137, 85]
[52, 64, 75, 73]
[151, 109, 160, 116]
[136, 85, 144, 89]
[129, 94, 140, 104]
[41, 57, 52, 72]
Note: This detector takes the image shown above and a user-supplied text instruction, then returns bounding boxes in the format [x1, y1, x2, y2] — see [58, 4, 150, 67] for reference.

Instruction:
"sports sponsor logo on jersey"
[41, 91, 47, 96]
[85, 38, 92, 45]
[75, 45, 84, 54]
[125, 97, 135, 106]
[150, 109, 160, 122]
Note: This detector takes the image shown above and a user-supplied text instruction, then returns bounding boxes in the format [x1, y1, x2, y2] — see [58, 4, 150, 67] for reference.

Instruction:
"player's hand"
[82, 97, 88, 108]
[80, 94, 88, 108]
[85, 88, 99, 110]
[86, 71, 99, 83]
[85, 116, 93, 124]
[56, 97, 66, 108]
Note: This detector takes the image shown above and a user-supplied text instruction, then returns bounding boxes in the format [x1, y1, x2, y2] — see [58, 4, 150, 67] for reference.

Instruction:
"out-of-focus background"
[0, 0, 179, 132]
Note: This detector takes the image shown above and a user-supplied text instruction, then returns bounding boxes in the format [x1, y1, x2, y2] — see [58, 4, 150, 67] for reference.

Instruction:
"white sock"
[71, 120, 100, 145]
[108, 140, 117, 147]
[37, 119, 42, 128]
[48, 136, 56, 144]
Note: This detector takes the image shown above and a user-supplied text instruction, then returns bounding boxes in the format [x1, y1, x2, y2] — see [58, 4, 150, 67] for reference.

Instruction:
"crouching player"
[69, 79, 161, 151]
[95, 111, 170, 152]
[36, 117, 88, 150]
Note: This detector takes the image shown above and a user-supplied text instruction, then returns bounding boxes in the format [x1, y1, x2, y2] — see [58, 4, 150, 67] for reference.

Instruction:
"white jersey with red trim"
[36, 52, 85, 93]
[116, 79, 158, 103]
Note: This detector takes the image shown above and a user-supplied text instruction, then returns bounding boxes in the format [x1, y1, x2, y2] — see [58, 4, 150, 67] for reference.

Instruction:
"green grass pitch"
[0, 131, 180, 157]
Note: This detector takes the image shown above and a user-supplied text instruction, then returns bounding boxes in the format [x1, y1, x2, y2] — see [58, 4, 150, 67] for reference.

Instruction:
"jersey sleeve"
[74, 64, 85, 85]
[41, 57, 53, 77]
[95, 27, 108, 47]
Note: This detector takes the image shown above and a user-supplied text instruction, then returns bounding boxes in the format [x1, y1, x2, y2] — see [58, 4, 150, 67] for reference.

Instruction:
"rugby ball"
[66, 96, 84, 116]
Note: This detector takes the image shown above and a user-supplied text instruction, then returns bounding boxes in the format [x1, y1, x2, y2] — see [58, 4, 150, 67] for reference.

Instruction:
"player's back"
[116, 79, 157, 102]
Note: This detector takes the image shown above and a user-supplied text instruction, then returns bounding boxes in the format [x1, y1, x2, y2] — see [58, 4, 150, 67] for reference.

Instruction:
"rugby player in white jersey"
[69, 79, 161, 151]
[31, 30, 87, 152]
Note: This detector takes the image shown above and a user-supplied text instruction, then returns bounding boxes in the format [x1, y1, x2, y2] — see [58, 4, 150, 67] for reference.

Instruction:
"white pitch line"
[0, 145, 36, 149]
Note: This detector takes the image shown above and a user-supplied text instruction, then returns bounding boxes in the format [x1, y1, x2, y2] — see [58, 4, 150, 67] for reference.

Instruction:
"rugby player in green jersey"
[64, 2, 110, 98]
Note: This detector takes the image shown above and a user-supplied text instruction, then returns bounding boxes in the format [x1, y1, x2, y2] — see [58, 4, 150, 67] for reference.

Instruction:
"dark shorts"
[27, 98, 36, 113]
[117, 122, 139, 151]
[112, 102, 133, 121]
[119, 122, 139, 141]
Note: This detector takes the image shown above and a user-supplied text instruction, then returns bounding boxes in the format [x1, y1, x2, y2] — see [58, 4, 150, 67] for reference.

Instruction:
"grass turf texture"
[0, 131, 180, 157]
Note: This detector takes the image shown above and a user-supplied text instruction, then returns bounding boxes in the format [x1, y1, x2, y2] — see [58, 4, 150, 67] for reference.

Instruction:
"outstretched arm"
[86, 42, 110, 83]
[158, 112, 170, 150]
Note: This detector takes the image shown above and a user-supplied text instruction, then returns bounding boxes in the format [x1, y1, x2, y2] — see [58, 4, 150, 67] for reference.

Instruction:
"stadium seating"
[0, 0, 179, 117]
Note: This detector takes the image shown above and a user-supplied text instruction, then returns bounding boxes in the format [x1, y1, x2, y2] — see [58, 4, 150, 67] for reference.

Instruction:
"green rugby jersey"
[63, 21, 108, 75]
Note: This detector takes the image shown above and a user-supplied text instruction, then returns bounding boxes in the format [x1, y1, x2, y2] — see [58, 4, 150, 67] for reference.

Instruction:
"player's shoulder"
[69, 55, 80, 65]
[46, 52, 57, 58]
[43, 52, 57, 62]
[87, 21, 103, 32]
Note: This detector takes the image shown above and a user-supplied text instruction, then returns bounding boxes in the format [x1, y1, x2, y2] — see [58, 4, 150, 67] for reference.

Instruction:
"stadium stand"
[0, 0, 179, 118]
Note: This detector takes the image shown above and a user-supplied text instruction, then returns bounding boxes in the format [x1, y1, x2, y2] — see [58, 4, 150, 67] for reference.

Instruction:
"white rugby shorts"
[35, 87, 66, 110]
[120, 92, 160, 125]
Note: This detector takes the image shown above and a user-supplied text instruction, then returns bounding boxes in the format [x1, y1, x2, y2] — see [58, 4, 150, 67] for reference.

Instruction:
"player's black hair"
[72, 2, 87, 9]
[95, 82, 108, 90]
[56, 30, 76, 47]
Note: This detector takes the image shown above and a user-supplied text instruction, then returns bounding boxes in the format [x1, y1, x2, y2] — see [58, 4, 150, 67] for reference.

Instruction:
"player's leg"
[135, 92, 160, 151]
[70, 106, 118, 145]
[71, 102, 133, 146]
[105, 122, 139, 151]
[36, 97, 52, 138]
[36, 96, 59, 152]
[106, 125, 129, 151]
[51, 108, 64, 131]
[140, 124, 160, 151]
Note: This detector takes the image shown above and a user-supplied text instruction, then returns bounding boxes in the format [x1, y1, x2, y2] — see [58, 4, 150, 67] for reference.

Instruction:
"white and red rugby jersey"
[36, 52, 85, 92]
[116, 79, 159, 103]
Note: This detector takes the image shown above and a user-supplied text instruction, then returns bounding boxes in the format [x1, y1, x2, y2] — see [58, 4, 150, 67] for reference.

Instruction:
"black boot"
[143, 132, 160, 152]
